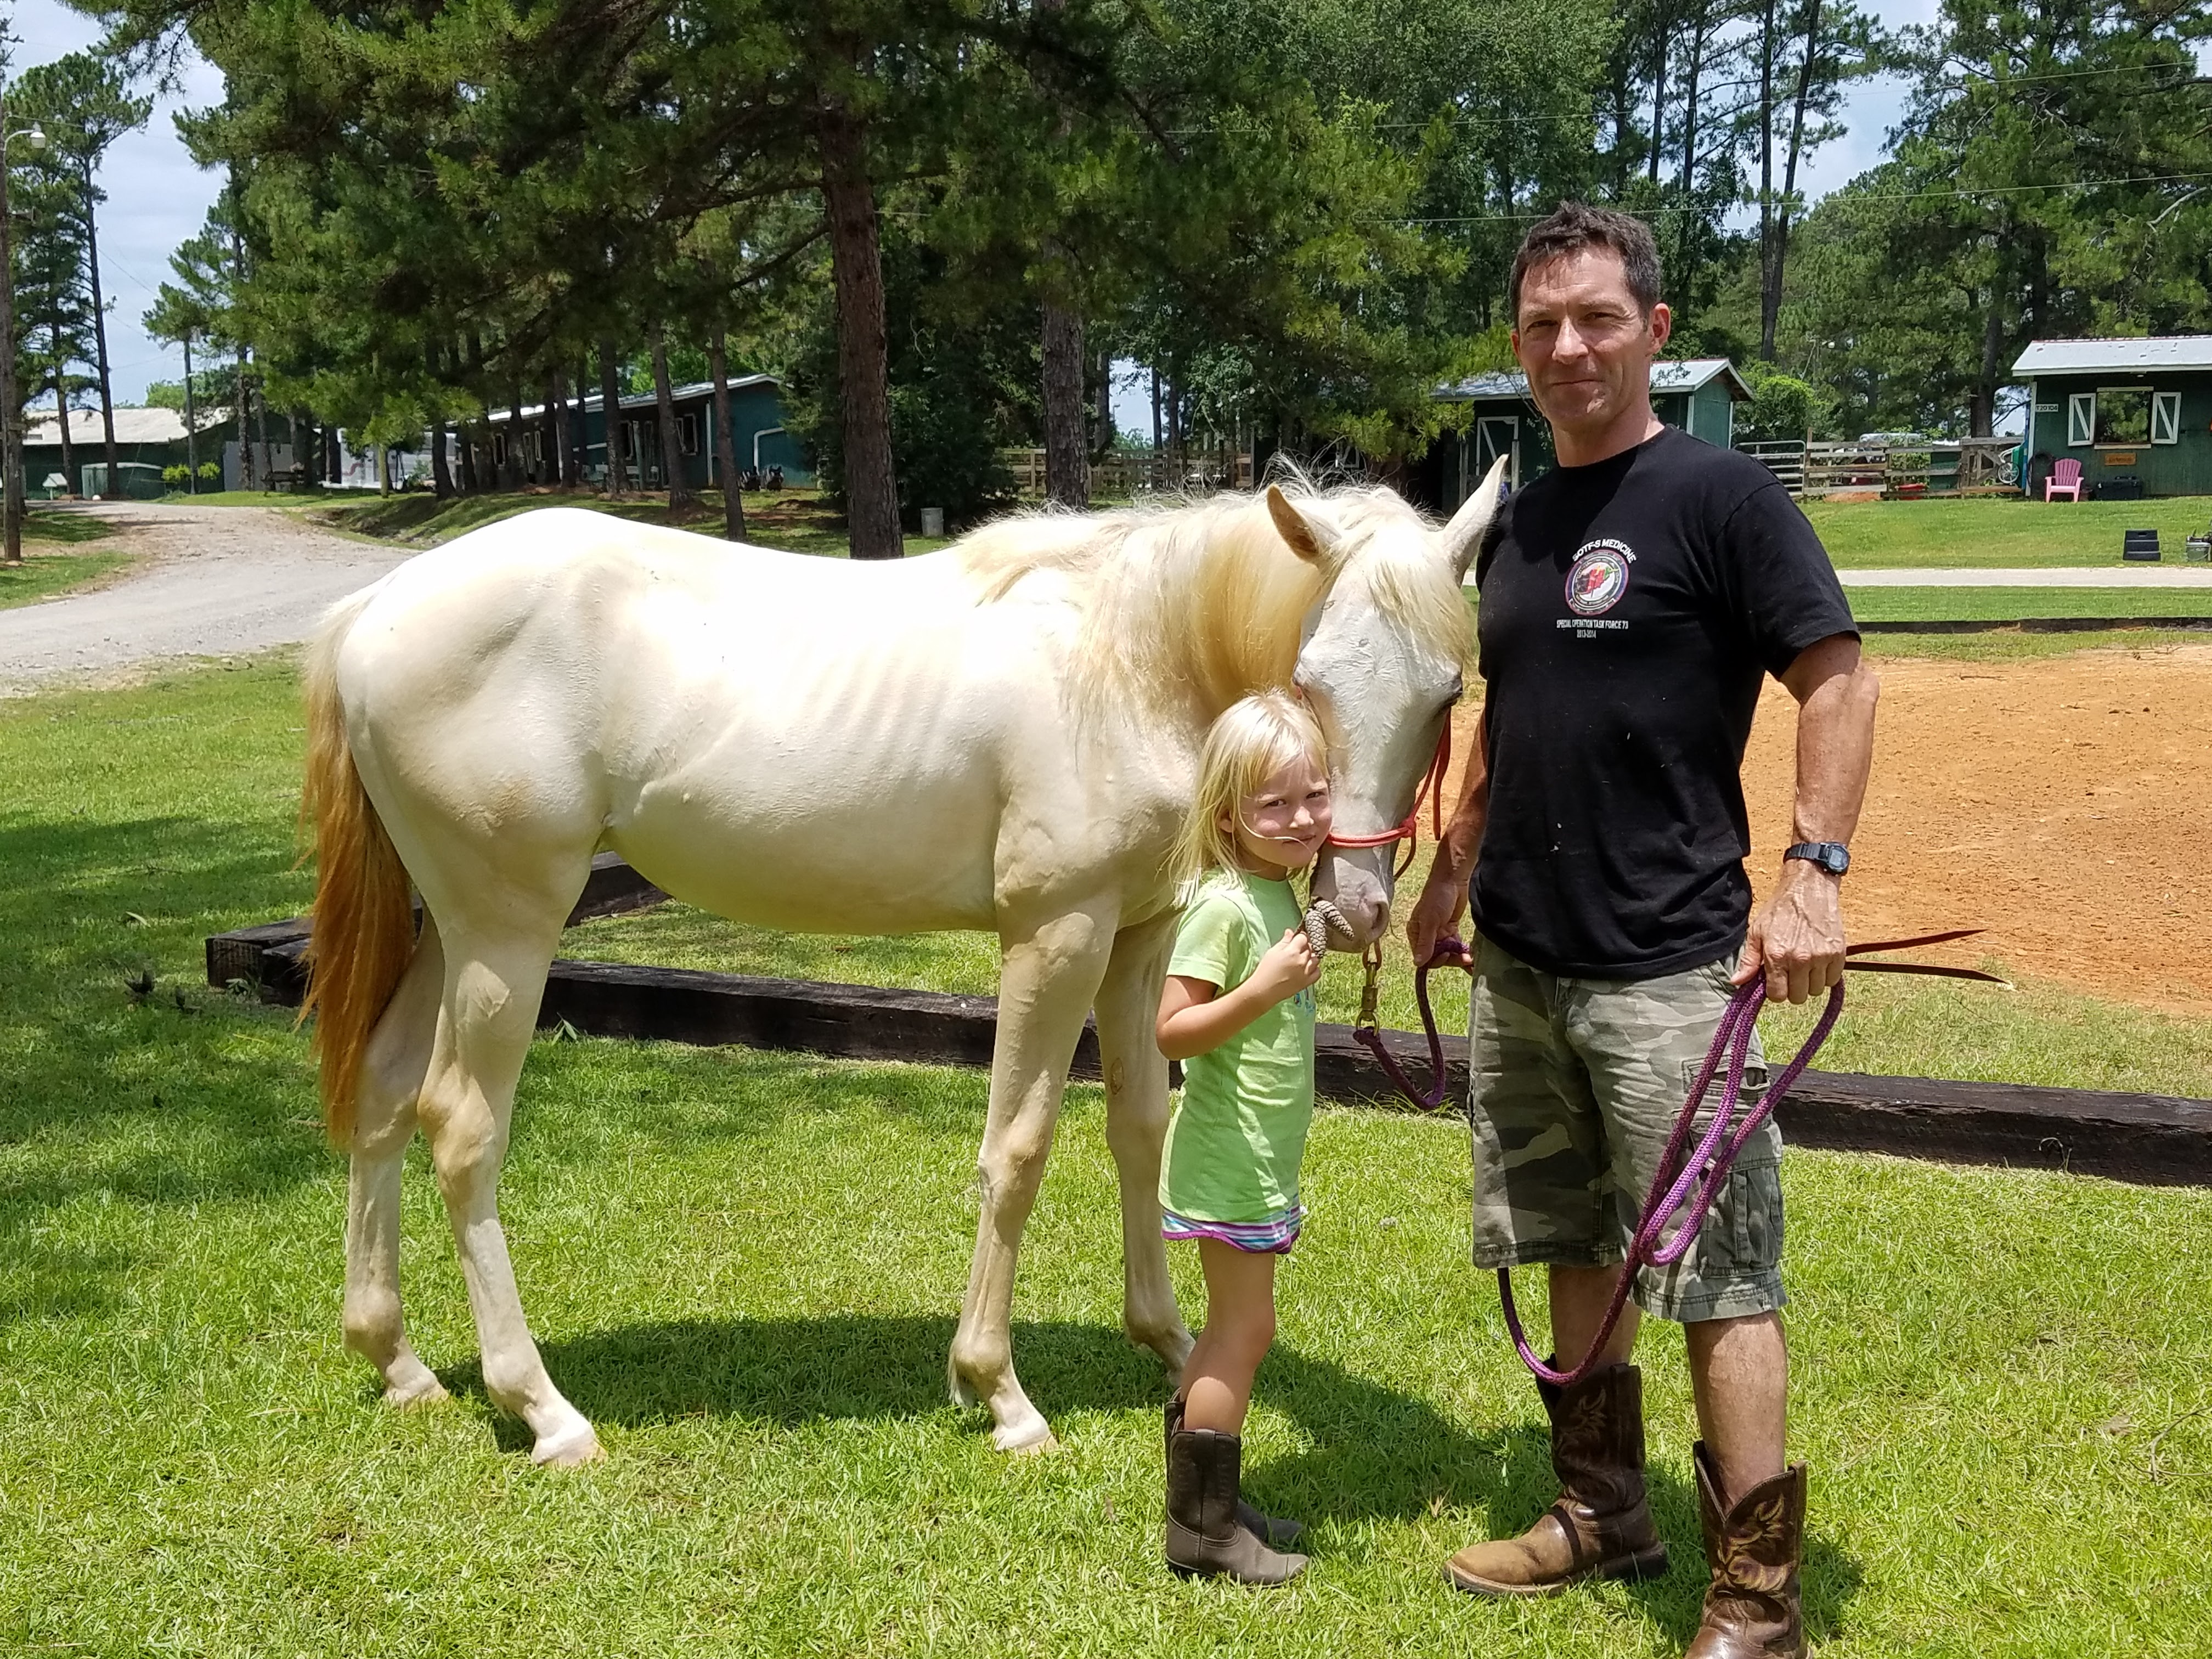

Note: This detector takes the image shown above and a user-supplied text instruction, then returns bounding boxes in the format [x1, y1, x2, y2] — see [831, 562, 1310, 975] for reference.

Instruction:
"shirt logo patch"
[1565, 539, 1634, 616]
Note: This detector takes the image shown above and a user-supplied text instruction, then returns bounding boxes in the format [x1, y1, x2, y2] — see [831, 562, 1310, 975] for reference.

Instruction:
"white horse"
[301, 470, 1502, 1464]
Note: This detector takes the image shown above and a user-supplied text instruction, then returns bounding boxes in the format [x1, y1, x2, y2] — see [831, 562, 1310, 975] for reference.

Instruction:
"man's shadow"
[445, 1312, 1860, 1642]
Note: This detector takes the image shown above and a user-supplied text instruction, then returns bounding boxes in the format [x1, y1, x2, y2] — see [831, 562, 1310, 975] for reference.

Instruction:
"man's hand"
[1406, 862, 1469, 968]
[1737, 859, 1845, 1003]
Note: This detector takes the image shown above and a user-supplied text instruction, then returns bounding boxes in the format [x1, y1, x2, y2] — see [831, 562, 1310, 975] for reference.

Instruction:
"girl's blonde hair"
[1170, 690, 1329, 897]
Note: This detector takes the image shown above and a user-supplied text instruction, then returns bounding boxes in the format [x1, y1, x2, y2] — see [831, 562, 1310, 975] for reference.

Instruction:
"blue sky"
[24, 0, 1939, 410]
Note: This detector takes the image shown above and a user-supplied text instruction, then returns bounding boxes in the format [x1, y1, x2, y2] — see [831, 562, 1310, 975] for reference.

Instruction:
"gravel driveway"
[0, 502, 413, 695]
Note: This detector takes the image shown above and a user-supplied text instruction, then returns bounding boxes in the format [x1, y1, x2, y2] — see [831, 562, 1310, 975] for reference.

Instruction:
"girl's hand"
[1248, 926, 1323, 1004]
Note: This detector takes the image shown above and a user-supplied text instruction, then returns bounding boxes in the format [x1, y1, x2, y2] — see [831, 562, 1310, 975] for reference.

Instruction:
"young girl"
[1155, 689, 1331, 1585]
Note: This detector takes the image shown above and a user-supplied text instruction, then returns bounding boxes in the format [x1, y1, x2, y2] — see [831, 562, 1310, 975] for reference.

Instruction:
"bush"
[161, 465, 191, 488]
[1739, 369, 1828, 443]
[196, 461, 221, 485]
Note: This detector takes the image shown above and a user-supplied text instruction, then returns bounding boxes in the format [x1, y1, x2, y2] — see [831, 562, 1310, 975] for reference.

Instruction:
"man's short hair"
[1509, 203, 1663, 320]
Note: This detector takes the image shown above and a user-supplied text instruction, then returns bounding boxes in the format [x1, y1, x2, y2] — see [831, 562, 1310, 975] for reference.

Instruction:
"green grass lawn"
[1859, 627, 2212, 663]
[1848, 587, 2212, 623]
[0, 508, 128, 609]
[1805, 496, 2211, 569]
[4, 654, 2210, 1656]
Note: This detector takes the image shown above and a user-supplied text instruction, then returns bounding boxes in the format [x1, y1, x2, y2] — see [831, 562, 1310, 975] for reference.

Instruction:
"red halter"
[1322, 720, 1453, 880]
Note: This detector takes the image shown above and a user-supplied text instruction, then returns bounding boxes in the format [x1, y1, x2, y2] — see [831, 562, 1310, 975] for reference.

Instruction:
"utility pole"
[0, 86, 21, 566]
[182, 330, 198, 493]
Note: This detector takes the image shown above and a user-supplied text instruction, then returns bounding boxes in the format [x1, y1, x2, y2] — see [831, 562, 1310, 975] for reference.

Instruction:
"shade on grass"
[0, 509, 127, 610]
[3, 656, 2209, 1655]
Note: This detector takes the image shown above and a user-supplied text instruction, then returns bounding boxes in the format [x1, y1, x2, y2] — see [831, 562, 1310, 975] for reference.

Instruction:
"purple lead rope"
[1497, 975, 1844, 1389]
[1331, 918, 1986, 1389]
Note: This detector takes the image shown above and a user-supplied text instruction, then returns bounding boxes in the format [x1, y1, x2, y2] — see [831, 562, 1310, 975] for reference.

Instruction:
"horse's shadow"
[442, 1313, 1861, 1642]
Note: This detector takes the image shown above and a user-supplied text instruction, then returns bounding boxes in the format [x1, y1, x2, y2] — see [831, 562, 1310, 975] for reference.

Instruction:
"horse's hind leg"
[343, 916, 447, 1407]
[949, 900, 1117, 1453]
[1092, 912, 1193, 1379]
[417, 915, 601, 1466]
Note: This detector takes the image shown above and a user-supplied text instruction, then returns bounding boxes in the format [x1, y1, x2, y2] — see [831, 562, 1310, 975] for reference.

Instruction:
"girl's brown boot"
[1165, 1397, 1304, 1548]
[1164, 1423, 1308, 1585]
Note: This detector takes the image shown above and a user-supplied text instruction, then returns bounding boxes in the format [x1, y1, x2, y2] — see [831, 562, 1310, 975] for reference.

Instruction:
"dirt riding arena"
[1448, 640, 2212, 1017]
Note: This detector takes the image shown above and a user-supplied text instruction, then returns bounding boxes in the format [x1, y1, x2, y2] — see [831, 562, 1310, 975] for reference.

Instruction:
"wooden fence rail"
[1737, 438, 2018, 500]
[1000, 449, 1256, 498]
[209, 856, 2212, 1189]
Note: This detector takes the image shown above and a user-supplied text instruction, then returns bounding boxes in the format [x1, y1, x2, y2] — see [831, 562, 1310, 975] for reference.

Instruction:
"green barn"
[1415, 357, 1751, 512]
[2014, 336, 2212, 499]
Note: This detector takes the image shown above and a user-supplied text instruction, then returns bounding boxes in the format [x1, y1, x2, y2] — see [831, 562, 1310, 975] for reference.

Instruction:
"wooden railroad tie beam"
[208, 855, 2211, 1189]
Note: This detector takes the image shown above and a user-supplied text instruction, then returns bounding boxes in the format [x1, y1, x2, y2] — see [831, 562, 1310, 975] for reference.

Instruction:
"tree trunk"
[1756, 0, 1778, 361]
[565, 362, 587, 486]
[82, 160, 122, 498]
[710, 328, 748, 543]
[1674, 3, 1709, 312]
[507, 391, 527, 488]
[1041, 302, 1087, 508]
[236, 354, 256, 492]
[324, 424, 340, 487]
[55, 348, 77, 497]
[543, 375, 563, 489]
[817, 84, 903, 558]
[457, 419, 478, 493]
[652, 327, 696, 510]
[1768, 0, 1825, 363]
[1150, 368, 1161, 489]
[1972, 256, 2005, 437]
[1646, 15, 1667, 185]
[599, 337, 628, 497]
[1093, 348, 1114, 462]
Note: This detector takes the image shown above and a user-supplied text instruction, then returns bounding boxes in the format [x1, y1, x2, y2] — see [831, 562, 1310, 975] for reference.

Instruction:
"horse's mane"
[958, 476, 1470, 723]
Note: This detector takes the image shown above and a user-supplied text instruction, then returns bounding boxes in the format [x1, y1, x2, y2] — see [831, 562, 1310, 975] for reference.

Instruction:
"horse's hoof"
[382, 1374, 451, 1410]
[992, 1413, 1059, 1455]
[531, 1423, 605, 1468]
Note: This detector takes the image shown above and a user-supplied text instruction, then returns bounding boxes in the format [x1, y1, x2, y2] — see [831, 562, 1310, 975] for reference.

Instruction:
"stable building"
[1410, 357, 1752, 514]
[483, 376, 809, 490]
[2013, 336, 2212, 498]
[22, 405, 201, 499]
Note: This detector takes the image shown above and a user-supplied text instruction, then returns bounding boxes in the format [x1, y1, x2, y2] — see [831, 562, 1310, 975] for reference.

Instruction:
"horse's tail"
[298, 585, 415, 1149]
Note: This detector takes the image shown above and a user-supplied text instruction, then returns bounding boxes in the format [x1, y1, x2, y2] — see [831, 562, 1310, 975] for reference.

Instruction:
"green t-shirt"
[1158, 870, 1317, 1223]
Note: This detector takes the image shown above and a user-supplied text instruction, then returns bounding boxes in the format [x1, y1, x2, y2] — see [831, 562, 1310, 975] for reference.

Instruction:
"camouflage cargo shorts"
[1466, 934, 1785, 1323]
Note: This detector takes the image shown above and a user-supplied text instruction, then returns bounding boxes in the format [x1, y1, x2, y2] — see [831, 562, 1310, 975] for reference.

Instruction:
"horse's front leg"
[1092, 912, 1193, 1380]
[949, 899, 1118, 1453]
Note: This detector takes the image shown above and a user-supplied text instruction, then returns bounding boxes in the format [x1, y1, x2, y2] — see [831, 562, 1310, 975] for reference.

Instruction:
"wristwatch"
[1784, 842, 1850, 877]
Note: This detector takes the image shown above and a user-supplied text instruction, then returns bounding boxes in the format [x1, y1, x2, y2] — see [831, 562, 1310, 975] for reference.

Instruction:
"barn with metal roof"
[2013, 336, 2212, 499]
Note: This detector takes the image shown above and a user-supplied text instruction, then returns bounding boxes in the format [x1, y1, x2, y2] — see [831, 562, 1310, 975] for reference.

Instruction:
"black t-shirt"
[1470, 425, 1857, 980]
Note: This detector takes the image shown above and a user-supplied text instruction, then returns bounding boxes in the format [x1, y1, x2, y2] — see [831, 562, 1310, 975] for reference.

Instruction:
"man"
[1408, 203, 1877, 1658]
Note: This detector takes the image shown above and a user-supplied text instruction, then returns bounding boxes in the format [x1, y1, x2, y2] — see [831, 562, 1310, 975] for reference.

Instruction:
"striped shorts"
[1161, 1203, 1305, 1254]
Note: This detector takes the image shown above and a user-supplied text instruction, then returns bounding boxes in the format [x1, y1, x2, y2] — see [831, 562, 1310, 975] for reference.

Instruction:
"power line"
[1388, 171, 2212, 225]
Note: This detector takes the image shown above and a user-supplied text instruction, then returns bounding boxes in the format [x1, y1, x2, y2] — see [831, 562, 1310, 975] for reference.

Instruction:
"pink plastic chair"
[2045, 457, 2084, 501]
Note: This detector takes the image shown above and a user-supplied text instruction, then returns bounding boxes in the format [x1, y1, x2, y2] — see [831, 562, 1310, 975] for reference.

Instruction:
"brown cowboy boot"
[1166, 1397, 1304, 1548]
[1685, 1441, 1807, 1658]
[1164, 1422, 1308, 1584]
[1444, 1361, 1668, 1595]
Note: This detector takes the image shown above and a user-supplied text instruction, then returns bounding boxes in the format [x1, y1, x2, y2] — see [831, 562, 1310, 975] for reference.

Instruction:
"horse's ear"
[1438, 456, 1508, 582]
[1266, 485, 1335, 564]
